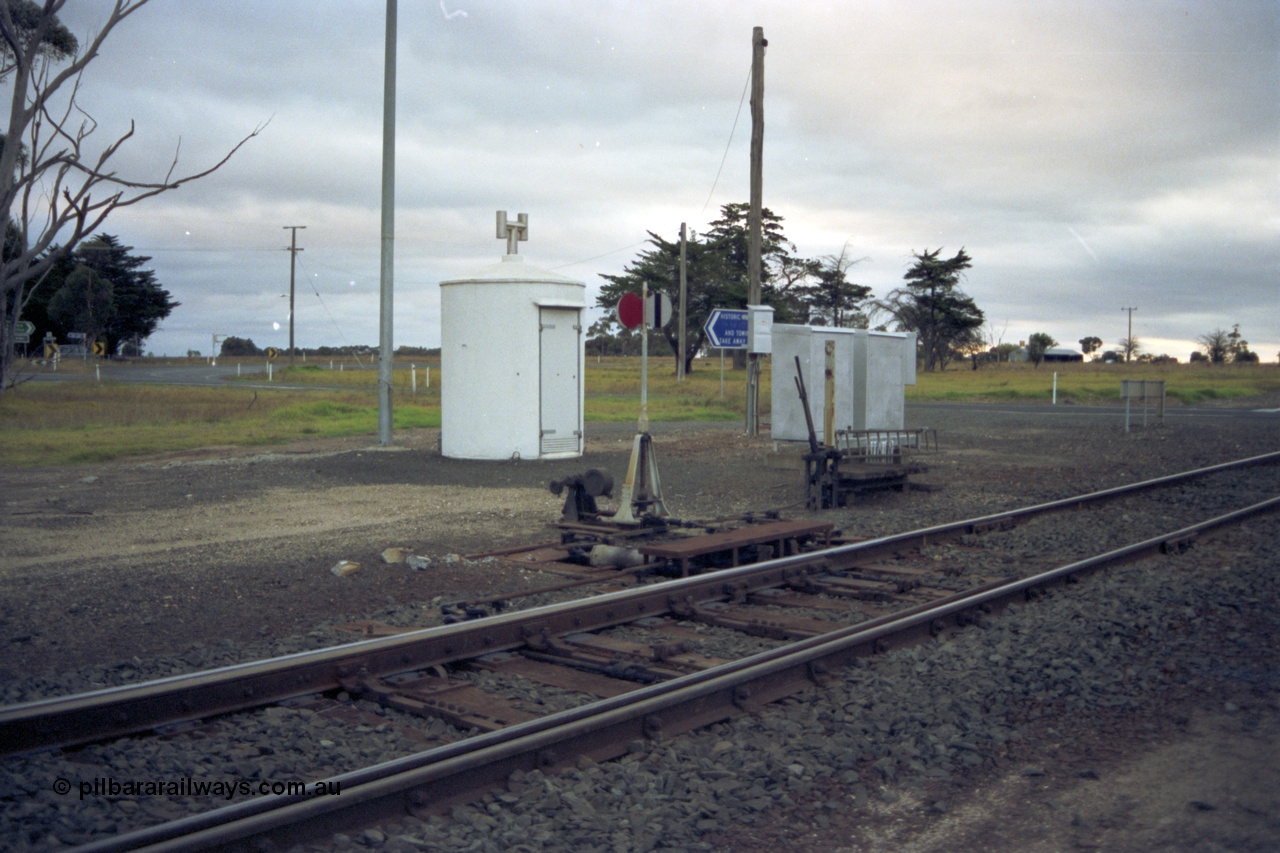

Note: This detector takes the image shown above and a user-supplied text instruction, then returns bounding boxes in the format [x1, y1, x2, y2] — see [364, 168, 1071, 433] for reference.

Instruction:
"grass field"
[907, 360, 1280, 406]
[2, 357, 1276, 466]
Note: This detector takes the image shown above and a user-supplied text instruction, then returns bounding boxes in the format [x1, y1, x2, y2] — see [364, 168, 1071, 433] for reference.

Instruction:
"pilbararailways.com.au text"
[55, 776, 342, 801]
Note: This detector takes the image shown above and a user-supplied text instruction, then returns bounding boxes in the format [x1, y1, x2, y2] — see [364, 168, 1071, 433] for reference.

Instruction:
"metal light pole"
[378, 0, 397, 445]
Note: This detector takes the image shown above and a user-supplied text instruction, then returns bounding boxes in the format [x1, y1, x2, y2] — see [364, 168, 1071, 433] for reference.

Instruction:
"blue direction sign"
[703, 308, 749, 349]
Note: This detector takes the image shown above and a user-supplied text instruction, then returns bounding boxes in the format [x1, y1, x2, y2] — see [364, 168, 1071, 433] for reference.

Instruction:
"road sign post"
[616, 292, 643, 330]
[704, 308, 750, 403]
[703, 308, 749, 350]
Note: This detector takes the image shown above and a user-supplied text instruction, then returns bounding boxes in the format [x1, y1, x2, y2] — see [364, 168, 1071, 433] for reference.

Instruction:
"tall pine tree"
[874, 248, 983, 371]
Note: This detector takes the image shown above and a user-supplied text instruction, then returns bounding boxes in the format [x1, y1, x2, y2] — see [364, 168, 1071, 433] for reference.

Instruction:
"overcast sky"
[43, 0, 1279, 362]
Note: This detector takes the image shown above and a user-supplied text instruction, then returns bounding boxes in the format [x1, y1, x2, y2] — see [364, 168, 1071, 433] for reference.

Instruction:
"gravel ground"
[1, 400, 1278, 850]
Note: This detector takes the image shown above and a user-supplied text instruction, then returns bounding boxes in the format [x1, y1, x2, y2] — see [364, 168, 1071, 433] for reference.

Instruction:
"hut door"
[539, 307, 581, 455]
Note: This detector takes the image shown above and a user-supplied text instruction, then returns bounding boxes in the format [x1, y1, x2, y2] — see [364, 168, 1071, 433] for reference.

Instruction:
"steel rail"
[2, 450, 1276, 756]
[75, 494, 1280, 852]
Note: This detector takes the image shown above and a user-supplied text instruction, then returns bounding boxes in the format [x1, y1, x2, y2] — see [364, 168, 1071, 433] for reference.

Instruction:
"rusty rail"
[72, 493, 1280, 852]
[2, 450, 1277, 758]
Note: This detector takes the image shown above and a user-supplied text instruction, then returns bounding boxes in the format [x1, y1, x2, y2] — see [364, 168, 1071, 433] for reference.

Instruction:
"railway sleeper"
[1160, 532, 1198, 554]
[684, 601, 831, 640]
[555, 631, 696, 664]
[792, 574, 906, 601]
[519, 647, 668, 685]
[747, 586, 859, 612]
[353, 673, 537, 733]
[469, 651, 638, 698]
[566, 632, 723, 673]
[964, 517, 1019, 535]
[839, 561, 961, 582]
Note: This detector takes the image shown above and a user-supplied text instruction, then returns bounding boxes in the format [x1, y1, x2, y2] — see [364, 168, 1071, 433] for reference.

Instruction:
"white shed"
[439, 218, 586, 460]
[770, 324, 917, 442]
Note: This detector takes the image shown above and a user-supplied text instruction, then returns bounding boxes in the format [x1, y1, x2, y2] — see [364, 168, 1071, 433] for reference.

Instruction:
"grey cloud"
[33, 1, 1279, 361]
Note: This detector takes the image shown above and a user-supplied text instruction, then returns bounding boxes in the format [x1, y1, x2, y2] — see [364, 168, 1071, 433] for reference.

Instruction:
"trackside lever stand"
[612, 432, 668, 524]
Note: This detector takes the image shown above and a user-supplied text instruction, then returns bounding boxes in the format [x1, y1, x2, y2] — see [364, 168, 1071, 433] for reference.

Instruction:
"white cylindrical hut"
[440, 216, 586, 460]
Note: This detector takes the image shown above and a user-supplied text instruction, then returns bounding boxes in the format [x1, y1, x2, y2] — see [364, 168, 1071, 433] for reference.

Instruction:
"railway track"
[4, 451, 1277, 851]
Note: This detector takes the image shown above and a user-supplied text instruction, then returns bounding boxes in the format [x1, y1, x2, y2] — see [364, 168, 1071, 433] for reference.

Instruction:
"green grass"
[2, 357, 1276, 467]
[907, 361, 1280, 405]
[0, 383, 440, 466]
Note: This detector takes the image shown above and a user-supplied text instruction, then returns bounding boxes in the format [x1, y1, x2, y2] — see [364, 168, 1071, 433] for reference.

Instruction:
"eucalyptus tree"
[1026, 332, 1057, 367]
[1078, 336, 1103, 357]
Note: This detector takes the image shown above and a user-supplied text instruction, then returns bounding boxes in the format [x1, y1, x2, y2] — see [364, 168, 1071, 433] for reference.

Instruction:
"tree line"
[217, 338, 441, 359]
[595, 207, 1268, 373]
[594, 203, 984, 373]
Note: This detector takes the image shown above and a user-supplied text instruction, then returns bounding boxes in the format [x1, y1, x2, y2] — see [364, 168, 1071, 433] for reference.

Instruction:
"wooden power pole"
[283, 226, 305, 365]
[746, 25, 766, 435]
[678, 222, 688, 382]
[1122, 306, 1137, 362]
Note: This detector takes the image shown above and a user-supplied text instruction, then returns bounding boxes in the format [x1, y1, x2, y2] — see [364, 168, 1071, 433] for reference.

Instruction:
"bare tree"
[1197, 326, 1258, 364]
[1196, 328, 1230, 363]
[954, 326, 989, 370]
[976, 318, 1009, 366]
[1, 0, 264, 390]
[1118, 335, 1142, 363]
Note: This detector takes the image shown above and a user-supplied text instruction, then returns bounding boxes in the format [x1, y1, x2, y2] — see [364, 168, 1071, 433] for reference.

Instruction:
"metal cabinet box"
[771, 324, 916, 442]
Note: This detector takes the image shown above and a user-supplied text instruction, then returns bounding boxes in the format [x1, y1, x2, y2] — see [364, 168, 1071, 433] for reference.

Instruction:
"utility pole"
[1121, 306, 1137, 362]
[746, 25, 766, 435]
[678, 222, 687, 382]
[283, 226, 306, 365]
[378, 0, 397, 446]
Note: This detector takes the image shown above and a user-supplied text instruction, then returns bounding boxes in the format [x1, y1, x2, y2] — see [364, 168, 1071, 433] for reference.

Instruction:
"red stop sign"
[616, 292, 643, 329]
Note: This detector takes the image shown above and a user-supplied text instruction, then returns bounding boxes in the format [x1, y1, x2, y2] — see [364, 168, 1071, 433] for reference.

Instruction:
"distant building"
[1007, 346, 1084, 363]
